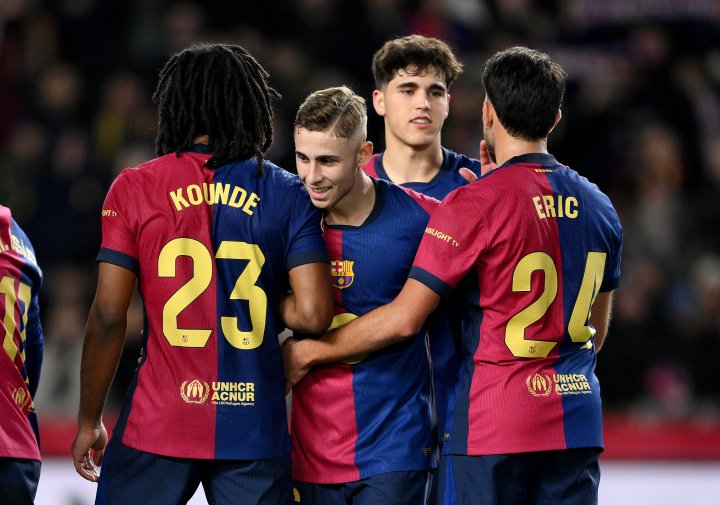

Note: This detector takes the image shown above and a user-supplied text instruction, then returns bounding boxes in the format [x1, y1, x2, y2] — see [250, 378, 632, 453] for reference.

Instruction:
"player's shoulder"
[381, 178, 440, 214]
[0, 206, 40, 271]
[441, 147, 481, 174]
[0, 204, 12, 230]
[111, 153, 176, 186]
[554, 162, 615, 205]
[260, 159, 304, 186]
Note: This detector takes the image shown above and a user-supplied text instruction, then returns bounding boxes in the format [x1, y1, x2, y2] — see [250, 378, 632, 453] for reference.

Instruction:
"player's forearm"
[280, 292, 333, 335]
[301, 302, 417, 367]
[292, 279, 439, 368]
[590, 291, 614, 352]
[77, 307, 127, 427]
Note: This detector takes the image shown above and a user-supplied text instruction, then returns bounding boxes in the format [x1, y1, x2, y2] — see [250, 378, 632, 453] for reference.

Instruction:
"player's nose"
[304, 162, 324, 184]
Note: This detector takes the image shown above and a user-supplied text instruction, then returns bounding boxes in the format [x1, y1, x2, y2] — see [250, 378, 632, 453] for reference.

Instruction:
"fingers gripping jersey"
[99, 148, 328, 460]
[291, 180, 439, 483]
[0, 206, 43, 461]
[409, 153, 622, 455]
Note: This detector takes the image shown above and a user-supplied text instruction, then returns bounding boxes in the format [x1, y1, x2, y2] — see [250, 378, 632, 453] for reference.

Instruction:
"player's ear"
[445, 93, 451, 118]
[548, 109, 562, 134]
[372, 90, 385, 116]
[357, 141, 373, 168]
[482, 100, 494, 128]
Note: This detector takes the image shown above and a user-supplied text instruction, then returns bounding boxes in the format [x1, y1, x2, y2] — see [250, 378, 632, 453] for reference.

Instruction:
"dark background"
[1, 0, 719, 422]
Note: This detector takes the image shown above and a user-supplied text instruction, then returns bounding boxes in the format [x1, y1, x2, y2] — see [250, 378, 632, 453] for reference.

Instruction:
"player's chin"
[406, 132, 438, 148]
[309, 194, 333, 209]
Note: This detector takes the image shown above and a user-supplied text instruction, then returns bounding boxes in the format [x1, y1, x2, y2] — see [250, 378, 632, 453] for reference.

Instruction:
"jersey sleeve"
[409, 189, 485, 298]
[399, 186, 441, 215]
[10, 220, 44, 399]
[286, 184, 329, 269]
[96, 169, 140, 272]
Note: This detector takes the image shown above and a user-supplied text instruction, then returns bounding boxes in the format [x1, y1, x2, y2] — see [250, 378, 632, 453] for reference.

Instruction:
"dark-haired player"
[71, 43, 333, 505]
[0, 205, 44, 505]
[364, 35, 481, 451]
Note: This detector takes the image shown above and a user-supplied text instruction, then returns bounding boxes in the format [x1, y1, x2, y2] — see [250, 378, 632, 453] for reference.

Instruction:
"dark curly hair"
[153, 43, 280, 171]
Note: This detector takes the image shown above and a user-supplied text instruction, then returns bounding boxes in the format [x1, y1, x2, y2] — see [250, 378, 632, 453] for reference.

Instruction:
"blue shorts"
[432, 449, 600, 505]
[0, 457, 40, 505]
[293, 470, 430, 505]
[96, 438, 292, 505]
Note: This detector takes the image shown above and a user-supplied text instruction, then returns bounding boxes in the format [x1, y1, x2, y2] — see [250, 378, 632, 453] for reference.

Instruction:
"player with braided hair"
[71, 42, 333, 505]
[153, 43, 278, 170]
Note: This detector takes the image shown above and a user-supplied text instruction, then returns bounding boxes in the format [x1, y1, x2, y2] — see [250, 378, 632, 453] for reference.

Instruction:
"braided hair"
[153, 43, 280, 171]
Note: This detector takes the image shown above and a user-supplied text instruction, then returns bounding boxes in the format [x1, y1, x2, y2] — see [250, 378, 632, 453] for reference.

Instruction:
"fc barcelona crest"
[330, 259, 355, 289]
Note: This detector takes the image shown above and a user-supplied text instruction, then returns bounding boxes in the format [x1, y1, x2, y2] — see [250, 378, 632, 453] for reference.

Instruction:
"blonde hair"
[294, 86, 367, 140]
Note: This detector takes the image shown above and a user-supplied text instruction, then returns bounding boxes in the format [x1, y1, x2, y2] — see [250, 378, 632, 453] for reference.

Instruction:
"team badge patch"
[330, 259, 355, 289]
[526, 373, 553, 397]
[181, 379, 210, 404]
[12, 387, 31, 411]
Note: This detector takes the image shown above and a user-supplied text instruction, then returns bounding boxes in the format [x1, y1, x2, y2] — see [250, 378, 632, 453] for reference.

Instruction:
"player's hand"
[71, 422, 108, 482]
[479, 139, 497, 175]
[282, 337, 311, 394]
[459, 140, 497, 183]
[459, 167, 478, 183]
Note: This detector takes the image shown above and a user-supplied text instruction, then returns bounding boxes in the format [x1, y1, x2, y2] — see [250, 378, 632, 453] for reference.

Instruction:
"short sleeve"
[286, 184, 328, 269]
[409, 189, 485, 297]
[96, 169, 140, 272]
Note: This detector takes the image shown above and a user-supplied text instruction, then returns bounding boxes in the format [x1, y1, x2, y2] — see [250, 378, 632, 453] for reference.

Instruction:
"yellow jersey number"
[158, 238, 267, 349]
[505, 251, 606, 358]
[1, 276, 31, 366]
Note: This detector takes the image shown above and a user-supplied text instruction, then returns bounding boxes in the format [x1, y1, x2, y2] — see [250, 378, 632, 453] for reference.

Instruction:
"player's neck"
[493, 132, 548, 167]
[381, 139, 443, 185]
[325, 172, 376, 227]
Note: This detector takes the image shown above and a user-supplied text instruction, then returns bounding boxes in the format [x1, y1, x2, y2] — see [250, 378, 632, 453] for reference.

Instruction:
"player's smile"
[307, 185, 332, 201]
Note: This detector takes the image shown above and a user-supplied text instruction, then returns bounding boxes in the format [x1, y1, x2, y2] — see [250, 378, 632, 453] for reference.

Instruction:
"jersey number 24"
[505, 251, 606, 358]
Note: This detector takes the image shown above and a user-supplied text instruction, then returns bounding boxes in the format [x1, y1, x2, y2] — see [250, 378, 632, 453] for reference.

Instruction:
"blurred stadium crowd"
[1, 0, 719, 422]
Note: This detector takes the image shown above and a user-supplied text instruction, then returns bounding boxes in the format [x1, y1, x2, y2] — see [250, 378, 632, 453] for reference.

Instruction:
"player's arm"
[283, 279, 440, 390]
[590, 290, 614, 352]
[72, 262, 136, 482]
[280, 262, 333, 335]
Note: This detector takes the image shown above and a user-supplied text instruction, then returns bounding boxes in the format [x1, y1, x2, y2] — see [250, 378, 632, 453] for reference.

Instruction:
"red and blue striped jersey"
[363, 148, 482, 442]
[291, 179, 439, 483]
[98, 146, 328, 460]
[410, 153, 622, 455]
[0, 205, 43, 461]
